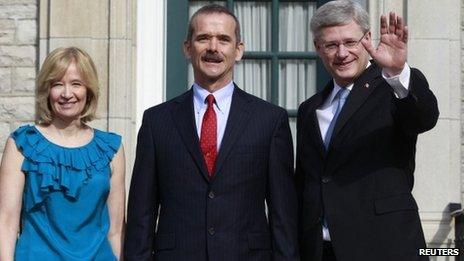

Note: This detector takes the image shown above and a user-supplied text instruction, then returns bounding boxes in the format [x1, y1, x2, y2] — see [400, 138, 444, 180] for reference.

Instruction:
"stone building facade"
[0, 0, 462, 256]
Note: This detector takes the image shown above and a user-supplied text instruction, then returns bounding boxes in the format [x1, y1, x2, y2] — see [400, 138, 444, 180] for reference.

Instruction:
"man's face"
[184, 13, 244, 91]
[315, 20, 371, 87]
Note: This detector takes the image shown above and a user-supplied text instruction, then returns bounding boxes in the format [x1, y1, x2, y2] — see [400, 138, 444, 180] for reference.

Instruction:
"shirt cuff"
[382, 63, 410, 99]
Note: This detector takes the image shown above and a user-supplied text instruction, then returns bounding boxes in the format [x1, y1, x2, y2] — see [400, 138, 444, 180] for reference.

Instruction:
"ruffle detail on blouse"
[12, 125, 121, 211]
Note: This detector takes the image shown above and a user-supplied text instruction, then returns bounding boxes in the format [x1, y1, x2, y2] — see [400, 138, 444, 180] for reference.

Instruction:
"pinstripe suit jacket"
[124, 86, 299, 261]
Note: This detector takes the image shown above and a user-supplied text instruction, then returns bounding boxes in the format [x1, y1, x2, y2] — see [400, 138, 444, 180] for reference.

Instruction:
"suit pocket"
[154, 233, 175, 251]
[374, 193, 418, 214]
[248, 233, 271, 250]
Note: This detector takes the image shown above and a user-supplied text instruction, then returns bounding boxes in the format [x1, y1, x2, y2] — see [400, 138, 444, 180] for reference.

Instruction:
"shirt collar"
[193, 81, 234, 112]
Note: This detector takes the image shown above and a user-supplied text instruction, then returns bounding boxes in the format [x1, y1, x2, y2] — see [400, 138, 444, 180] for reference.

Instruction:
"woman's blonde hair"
[35, 47, 99, 124]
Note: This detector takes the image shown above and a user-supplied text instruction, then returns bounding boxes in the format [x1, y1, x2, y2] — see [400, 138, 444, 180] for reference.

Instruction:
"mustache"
[202, 52, 223, 62]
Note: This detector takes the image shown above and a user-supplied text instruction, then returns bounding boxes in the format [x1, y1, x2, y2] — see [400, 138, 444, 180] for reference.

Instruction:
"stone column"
[107, 0, 137, 191]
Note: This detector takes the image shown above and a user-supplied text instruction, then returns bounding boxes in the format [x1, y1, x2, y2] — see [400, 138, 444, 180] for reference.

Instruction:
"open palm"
[362, 12, 408, 76]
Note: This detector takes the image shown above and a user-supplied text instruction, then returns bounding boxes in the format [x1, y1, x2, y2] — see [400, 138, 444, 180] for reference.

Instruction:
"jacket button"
[208, 227, 215, 236]
[322, 177, 331, 183]
[208, 191, 215, 199]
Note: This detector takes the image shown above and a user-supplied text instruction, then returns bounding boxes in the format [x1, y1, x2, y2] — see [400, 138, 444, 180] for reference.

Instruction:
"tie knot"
[206, 94, 215, 106]
[338, 88, 349, 100]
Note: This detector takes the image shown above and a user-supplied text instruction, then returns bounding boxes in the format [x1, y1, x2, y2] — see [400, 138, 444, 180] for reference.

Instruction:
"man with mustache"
[124, 4, 299, 261]
[295, 1, 438, 261]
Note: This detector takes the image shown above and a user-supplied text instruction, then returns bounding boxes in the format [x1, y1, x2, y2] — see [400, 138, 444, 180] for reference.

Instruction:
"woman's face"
[49, 61, 88, 123]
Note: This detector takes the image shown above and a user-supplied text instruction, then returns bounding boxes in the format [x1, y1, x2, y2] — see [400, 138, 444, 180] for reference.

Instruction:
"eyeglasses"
[320, 31, 368, 54]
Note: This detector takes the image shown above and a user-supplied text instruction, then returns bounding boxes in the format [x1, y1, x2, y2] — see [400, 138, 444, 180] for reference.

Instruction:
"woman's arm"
[0, 137, 25, 261]
[108, 144, 126, 260]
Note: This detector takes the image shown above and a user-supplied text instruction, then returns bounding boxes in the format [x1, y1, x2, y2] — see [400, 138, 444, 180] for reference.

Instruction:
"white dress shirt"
[193, 81, 234, 151]
[316, 62, 411, 241]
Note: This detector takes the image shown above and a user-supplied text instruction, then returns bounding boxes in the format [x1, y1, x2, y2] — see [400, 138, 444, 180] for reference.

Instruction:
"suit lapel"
[212, 85, 252, 179]
[309, 111, 325, 157]
[331, 63, 383, 142]
[171, 89, 210, 181]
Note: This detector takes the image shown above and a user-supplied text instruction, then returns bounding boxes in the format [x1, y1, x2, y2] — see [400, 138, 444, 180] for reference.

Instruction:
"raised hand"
[362, 12, 408, 76]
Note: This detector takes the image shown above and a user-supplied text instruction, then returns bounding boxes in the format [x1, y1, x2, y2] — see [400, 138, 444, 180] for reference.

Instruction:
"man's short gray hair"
[310, 0, 370, 41]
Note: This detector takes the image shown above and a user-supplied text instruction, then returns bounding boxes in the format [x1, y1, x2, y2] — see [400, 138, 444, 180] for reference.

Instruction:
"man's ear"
[314, 40, 321, 55]
[183, 40, 191, 60]
[235, 42, 244, 62]
[365, 31, 372, 42]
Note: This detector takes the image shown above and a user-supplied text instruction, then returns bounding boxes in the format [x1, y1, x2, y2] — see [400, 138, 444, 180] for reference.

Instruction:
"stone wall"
[0, 0, 37, 160]
[407, 0, 461, 248]
[461, 0, 464, 211]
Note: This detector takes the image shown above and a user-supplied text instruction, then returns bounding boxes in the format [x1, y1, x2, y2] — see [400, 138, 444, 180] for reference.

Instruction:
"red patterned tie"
[200, 94, 217, 176]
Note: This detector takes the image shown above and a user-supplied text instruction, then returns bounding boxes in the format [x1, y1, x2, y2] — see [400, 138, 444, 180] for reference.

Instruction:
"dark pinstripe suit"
[124, 86, 299, 261]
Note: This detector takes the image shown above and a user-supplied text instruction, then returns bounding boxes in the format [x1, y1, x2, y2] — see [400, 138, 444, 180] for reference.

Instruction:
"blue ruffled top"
[12, 125, 121, 261]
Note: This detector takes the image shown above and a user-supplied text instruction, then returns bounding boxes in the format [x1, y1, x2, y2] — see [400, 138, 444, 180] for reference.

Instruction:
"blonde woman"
[0, 47, 125, 260]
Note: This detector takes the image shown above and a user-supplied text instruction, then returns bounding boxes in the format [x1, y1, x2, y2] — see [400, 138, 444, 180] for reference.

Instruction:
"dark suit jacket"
[124, 86, 299, 261]
[295, 63, 439, 261]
